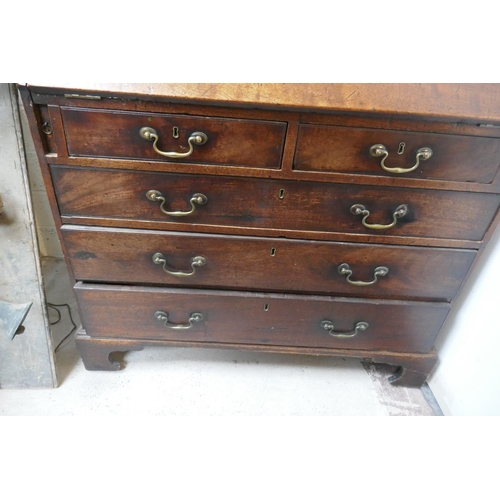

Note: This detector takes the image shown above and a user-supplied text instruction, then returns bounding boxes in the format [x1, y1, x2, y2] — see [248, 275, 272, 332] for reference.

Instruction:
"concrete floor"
[0, 258, 441, 416]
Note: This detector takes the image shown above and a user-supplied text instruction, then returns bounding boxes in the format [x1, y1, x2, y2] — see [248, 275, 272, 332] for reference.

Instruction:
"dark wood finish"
[38, 105, 56, 154]
[294, 124, 500, 184]
[62, 225, 476, 301]
[43, 154, 500, 195]
[25, 83, 500, 123]
[52, 166, 500, 242]
[75, 283, 449, 354]
[47, 105, 68, 157]
[370, 350, 438, 387]
[29, 90, 500, 141]
[74, 330, 438, 387]
[59, 215, 483, 250]
[20, 83, 500, 388]
[33, 91, 500, 194]
[75, 330, 144, 370]
[280, 120, 300, 173]
[30, 90, 500, 146]
[60, 107, 287, 169]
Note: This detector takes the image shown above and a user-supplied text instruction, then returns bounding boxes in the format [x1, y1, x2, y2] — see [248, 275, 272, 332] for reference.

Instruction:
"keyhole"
[270, 247, 276, 257]
[264, 304, 270, 311]
[398, 142, 406, 155]
[173, 126, 179, 139]
[279, 189, 285, 199]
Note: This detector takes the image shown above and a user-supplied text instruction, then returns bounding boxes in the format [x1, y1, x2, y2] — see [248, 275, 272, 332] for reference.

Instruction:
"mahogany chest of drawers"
[19, 83, 500, 387]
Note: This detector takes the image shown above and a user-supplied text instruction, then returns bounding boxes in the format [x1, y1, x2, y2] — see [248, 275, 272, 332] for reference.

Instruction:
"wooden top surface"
[24, 83, 500, 122]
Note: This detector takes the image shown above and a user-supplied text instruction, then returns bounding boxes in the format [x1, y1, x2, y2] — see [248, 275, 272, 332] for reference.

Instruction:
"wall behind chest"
[0, 84, 57, 388]
[428, 222, 500, 415]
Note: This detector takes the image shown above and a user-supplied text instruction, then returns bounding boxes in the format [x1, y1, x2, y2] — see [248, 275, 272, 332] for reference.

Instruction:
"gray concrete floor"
[0, 258, 441, 416]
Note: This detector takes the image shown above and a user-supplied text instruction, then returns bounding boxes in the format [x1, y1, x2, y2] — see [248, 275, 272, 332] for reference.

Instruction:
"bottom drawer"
[75, 284, 449, 354]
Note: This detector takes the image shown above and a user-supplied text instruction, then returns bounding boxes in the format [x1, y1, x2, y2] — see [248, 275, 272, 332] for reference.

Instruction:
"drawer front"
[60, 108, 287, 169]
[52, 166, 500, 242]
[63, 225, 476, 300]
[294, 124, 500, 183]
[75, 284, 450, 353]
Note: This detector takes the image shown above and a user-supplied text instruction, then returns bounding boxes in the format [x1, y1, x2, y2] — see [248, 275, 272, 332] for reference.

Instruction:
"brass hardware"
[320, 320, 369, 339]
[154, 311, 204, 330]
[41, 122, 52, 135]
[338, 263, 389, 286]
[397, 142, 405, 154]
[270, 247, 276, 257]
[172, 126, 179, 138]
[140, 126, 208, 158]
[63, 93, 101, 100]
[152, 252, 206, 277]
[146, 190, 207, 217]
[264, 304, 270, 311]
[370, 144, 433, 173]
[350, 203, 408, 230]
[279, 188, 285, 199]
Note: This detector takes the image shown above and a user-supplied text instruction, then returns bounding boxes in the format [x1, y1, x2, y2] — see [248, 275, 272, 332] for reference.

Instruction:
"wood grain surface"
[62, 225, 476, 301]
[75, 283, 450, 354]
[294, 123, 500, 183]
[19, 82, 500, 386]
[51, 166, 500, 242]
[74, 329, 439, 386]
[24, 83, 500, 122]
[61, 107, 287, 169]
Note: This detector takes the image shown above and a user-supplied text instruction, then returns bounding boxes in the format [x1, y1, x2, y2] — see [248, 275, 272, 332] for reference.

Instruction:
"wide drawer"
[294, 124, 500, 183]
[60, 107, 287, 169]
[75, 284, 450, 353]
[52, 166, 500, 242]
[63, 225, 476, 301]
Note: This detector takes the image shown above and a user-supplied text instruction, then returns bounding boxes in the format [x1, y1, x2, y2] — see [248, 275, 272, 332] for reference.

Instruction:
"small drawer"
[60, 107, 287, 169]
[294, 124, 500, 183]
[63, 225, 476, 301]
[52, 166, 500, 242]
[75, 284, 450, 354]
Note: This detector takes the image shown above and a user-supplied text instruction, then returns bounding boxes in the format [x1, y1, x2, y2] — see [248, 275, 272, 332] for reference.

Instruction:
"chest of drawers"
[19, 83, 500, 387]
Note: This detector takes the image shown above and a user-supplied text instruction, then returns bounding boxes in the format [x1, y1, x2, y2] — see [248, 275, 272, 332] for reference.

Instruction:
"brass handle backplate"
[320, 320, 369, 339]
[140, 127, 208, 158]
[152, 252, 206, 277]
[350, 203, 407, 230]
[146, 190, 207, 217]
[370, 144, 433, 174]
[338, 263, 389, 286]
[154, 311, 204, 330]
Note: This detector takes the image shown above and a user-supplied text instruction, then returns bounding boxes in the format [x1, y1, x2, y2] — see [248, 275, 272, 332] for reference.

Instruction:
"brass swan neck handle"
[370, 143, 433, 174]
[140, 127, 208, 159]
